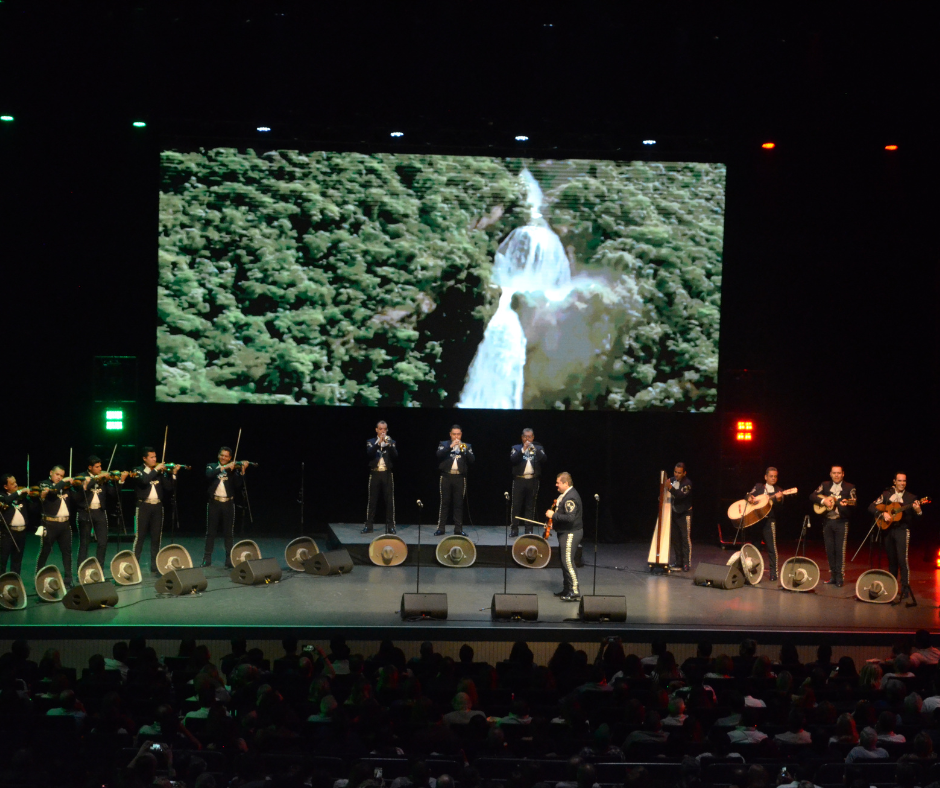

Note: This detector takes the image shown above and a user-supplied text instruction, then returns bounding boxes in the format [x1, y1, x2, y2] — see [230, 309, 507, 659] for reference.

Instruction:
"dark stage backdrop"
[0, 130, 937, 555]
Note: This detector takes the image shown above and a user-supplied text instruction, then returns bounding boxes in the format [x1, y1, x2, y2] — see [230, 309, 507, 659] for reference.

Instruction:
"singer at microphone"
[509, 428, 547, 537]
[362, 420, 398, 535]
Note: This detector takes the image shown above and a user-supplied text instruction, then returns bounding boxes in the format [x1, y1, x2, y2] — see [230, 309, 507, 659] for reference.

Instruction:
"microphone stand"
[503, 491, 510, 595]
[415, 500, 423, 594]
[593, 494, 600, 596]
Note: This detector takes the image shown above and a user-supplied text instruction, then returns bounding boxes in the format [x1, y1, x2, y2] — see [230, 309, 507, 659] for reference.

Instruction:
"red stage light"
[885, 145, 898, 151]
[735, 420, 755, 442]
[761, 142, 776, 149]
[935, 547, 940, 568]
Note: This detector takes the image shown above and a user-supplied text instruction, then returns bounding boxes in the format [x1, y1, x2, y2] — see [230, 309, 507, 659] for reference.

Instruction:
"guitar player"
[810, 465, 857, 588]
[868, 473, 923, 602]
[746, 467, 788, 582]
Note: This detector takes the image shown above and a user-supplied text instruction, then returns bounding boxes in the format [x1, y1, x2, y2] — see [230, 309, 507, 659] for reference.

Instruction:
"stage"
[1, 528, 937, 643]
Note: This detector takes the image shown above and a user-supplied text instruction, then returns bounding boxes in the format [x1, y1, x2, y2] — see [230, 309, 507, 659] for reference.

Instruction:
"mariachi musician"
[434, 425, 474, 536]
[362, 420, 397, 535]
[549, 472, 583, 602]
[36, 464, 75, 587]
[809, 465, 856, 588]
[122, 446, 177, 575]
[72, 455, 125, 569]
[203, 446, 248, 569]
[868, 473, 923, 602]
[510, 428, 547, 537]
[668, 463, 693, 572]
[746, 467, 787, 582]
[0, 474, 34, 576]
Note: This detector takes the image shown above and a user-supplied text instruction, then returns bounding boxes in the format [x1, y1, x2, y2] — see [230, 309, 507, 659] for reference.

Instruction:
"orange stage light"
[885, 145, 898, 151]
[761, 142, 776, 149]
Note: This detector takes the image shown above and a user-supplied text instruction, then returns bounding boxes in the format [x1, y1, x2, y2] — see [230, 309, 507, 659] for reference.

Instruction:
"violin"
[544, 498, 558, 540]
[163, 463, 191, 471]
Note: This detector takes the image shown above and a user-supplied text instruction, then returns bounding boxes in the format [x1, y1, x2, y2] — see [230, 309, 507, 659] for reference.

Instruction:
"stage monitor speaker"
[155, 544, 193, 575]
[579, 595, 627, 622]
[156, 567, 208, 596]
[303, 549, 353, 576]
[369, 534, 408, 566]
[728, 543, 764, 586]
[780, 557, 820, 592]
[285, 536, 320, 571]
[693, 561, 745, 590]
[231, 558, 282, 585]
[400, 593, 448, 620]
[62, 581, 118, 610]
[35, 565, 66, 602]
[511, 534, 551, 569]
[0, 572, 27, 610]
[435, 535, 477, 567]
[78, 557, 106, 585]
[856, 569, 898, 604]
[231, 539, 262, 566]
[491, 593, 539, 621]
[110, 550, 142, 585]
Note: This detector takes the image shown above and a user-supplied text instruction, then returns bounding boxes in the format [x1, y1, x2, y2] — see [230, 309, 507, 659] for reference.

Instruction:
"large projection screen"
[158, 150, 725, 411]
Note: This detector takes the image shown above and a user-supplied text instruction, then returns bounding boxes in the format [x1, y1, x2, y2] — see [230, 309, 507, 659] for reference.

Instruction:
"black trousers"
[670, 511, 692, 567]
[36, 519, 73, 584]
[823, 518, 848, 580]
[884, 525, 910, 588]
[511, 477, 540, 535]
[134, 502, 164, 572]
[761, 518, 779, 577]
[204, 499, 236, 567]
[365, 471, 395, 531]
[0, 526, 27, 576]
[77, 509, 109, 568]
[559, 527, 583, 595]
[437, 474, 466, 532]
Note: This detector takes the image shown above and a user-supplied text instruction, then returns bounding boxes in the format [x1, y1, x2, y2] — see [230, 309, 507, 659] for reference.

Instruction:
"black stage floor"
[1, 529, 936, 642]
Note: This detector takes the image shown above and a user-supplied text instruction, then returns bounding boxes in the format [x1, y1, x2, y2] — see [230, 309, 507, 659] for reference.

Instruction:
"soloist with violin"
[123, 446, 180, 575]
[548, 471, 583, 602]
[868, 473, 926, 603]
[73, 454, 127, 570]
[203, 445, 251, 569]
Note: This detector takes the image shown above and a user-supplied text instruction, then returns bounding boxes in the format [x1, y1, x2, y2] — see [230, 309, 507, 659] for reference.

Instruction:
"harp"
[648, 471, 672, 572]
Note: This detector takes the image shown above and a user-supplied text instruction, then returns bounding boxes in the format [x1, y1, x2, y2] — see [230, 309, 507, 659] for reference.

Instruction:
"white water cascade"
[458, 169, 573, 409]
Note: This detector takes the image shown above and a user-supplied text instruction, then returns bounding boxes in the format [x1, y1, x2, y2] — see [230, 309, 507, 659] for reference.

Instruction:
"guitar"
[813, 496, 857, 515]
[875, 497, 931, 530]
[728, 488, 799, 527]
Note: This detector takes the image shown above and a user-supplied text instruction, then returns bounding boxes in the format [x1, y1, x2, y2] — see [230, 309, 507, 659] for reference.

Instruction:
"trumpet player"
[510, 428, 547, 537]
[434, 425, 474, 536]
[362, 420, 398, 535]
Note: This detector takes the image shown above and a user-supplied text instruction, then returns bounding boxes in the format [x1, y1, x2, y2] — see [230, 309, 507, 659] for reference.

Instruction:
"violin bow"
[106, 443, 118, 474]
[69, 447, 72, 479]
[233, 428, 242, 463]
[161, 425, 168, 464]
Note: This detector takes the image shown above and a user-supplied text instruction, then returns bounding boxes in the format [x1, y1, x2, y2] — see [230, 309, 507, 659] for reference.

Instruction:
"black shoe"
[361, 526, 373, 534]
[433, 528, 445, 536]
[201, 559, 212, 567]
[670, 563, 683, 569]
[553, 589, 567, 597]
[454, 529, 465, 536]
[224, 563, 234, 570]
[510, 530, 519, 537]
[823, 577, 836, 584]
[560, 592, 581, 602]
[683, 564, 691, 572]
[770, 573, 778, 582]
[387, 526, 396, 535]
[834, 578, 844, 588]
[900, 586, 911, 600]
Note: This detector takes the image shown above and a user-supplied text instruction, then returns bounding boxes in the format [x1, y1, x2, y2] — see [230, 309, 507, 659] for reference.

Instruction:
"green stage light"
[105, 421, 124, 431]
[132, 121, 146, 128]
[105, 410, 124, 419]
[0, 116, 13, 122]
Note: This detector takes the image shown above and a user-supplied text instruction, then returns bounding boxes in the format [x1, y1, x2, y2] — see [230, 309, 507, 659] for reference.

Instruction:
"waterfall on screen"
[458, 169, 572, 409]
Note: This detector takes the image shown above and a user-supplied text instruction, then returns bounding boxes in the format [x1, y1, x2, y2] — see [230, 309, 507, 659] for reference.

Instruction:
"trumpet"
[459, 443, 467, 451]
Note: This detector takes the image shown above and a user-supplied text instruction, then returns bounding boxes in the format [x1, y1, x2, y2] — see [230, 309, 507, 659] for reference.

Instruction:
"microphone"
[416, 499, 424, 509]
[594, 494, 600, 501]
[504, 492, 510, 500]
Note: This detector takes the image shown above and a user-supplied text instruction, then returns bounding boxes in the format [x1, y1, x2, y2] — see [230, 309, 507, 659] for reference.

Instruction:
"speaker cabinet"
[693, 562, 745, 590]
[156, 567, 208, 595]
[579, 595, 627, 622]
[491, 593, 538, 621]
[62, 581, 118, 610]
[400, 593, 448, 620]
[303, 549, 353, 576]
[231, 558, 282, 585]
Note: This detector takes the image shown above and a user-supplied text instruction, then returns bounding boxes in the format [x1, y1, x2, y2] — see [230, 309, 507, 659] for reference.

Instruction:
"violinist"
[434, 425, 474, 537]
[122, 447, 177, 575]
[72, 455, 126, 569]
[668, 463, 693, 573]
[36, 465, 76, 588]
[509, 428, 547, 537]
[549, 472, 583, 602]
[0, 474, 34, 576]
[362, 421, 398, 535]
[202, 446, 248, 569]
